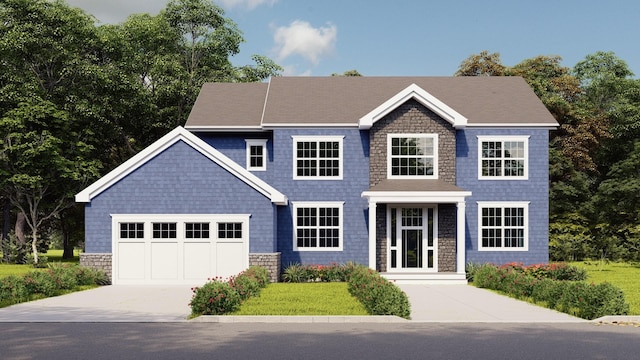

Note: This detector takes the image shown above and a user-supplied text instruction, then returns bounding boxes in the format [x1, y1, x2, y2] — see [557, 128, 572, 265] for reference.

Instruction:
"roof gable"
[358, 83, 467, 129]
[75, 127, 287, 205]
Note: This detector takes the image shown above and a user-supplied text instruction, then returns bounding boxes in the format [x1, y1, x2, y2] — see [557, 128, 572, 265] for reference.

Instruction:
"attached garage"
[111, 214, 249, 285]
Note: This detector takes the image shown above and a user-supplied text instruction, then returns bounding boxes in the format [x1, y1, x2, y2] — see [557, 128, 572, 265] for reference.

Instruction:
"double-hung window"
[478, 136, 528, 179]
[245, 139, 267, 171]
[292, 136, 343, 180]
[478, 202, 529, 251]
[293, 202, 343, 251]
[387, 134, 438, 179]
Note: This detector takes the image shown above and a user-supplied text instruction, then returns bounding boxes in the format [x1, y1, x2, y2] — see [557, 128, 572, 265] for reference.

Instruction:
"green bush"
[0, 275, 28, 303]
[476, 263, 629, 320]
[46, 266, 78, 290]
[190, 279, 241, 316]
[242, 266, 270, 288]
[347, 265, 411, 319]
[525, 263, 588, 281]
[229, 273, 261, 301]
[72, 265, 110, 286]
[282, 263, 352, 282]
[22, 271, 58, 296]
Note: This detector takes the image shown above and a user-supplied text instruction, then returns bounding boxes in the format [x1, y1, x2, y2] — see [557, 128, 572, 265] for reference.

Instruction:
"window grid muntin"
[294, 203, 342, 250]
[479, 204, 527, 250]
[185, 222, 210, 239]
[388, 134, 437, 179]
[120, 223, 144, 239]
[293, 137, 343, 179]
[152, 223, 177, 239]
[479, 136, 528, 179]
[218, 222, 242, 239]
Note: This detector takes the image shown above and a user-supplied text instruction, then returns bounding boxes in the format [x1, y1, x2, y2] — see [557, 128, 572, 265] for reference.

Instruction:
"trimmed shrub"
[22, 271, 58, 297]
[282, 263, 307, 283]
[476, 263, 629, 320]
[190, 279, 241, 316]
[525, 263, 587, 281]
[242, 266, 270, 288]
[282, 263, 352, 283]
[347, 265, 411, 319]
[229, 273, 261, 301]
[0, 275, 28, 303]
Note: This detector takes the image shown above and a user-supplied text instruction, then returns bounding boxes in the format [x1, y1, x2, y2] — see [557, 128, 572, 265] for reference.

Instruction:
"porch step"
[381, 272, 468, 285]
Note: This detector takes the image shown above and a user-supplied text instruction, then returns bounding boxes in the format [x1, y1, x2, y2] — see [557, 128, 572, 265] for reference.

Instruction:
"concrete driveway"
[0, 284, 585, 323]
[0, 286, 194, 322]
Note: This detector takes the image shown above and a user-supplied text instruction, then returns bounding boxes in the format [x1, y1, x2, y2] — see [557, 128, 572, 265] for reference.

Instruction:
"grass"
[0, 249, 80, 278]
[230, 282, 368, 316]
[570, 261, 640, 315]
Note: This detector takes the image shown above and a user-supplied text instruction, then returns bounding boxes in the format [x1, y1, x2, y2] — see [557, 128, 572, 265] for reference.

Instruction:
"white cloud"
[217, 0, 278, 10]
[272, 20, 337, 65]
[281, 64, 312, 77]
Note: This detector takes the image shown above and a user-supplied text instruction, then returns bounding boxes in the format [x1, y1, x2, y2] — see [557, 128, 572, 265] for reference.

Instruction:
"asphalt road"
[0, 322, 638, 360]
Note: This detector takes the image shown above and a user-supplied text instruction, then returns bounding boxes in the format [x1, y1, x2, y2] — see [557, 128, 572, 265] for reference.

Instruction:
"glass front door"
[389, 207, 437, 271]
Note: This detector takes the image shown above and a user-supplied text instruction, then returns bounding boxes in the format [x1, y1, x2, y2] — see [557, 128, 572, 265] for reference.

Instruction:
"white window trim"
[292, 201, 344, 251]
[387, 133, 438, 179]
[245, 139, 268, 171]
[292, 135, 344, 180]
[477, 135, 529, 180]
[477, 201, 529, 251]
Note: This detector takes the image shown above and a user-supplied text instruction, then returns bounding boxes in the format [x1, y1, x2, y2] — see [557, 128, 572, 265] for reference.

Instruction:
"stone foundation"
[249, 253, 281, 283]
[80, 253, 112, 284]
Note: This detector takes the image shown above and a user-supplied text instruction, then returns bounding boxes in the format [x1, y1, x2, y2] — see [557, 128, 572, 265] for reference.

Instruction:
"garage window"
[120, 223, 144, 238]
[185, 223, 210, 239]
[218, 223, 242, 239]
[153, 223, 177, 238]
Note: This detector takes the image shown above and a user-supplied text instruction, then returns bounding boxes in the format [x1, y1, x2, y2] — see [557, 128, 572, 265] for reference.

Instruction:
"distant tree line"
[0, 0, 281, 263]
[457, 51, 640, 261]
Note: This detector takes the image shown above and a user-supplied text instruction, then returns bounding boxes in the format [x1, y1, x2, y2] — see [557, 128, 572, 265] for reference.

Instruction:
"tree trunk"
[2, 200, 10, 262]
[61, 216, 74, 259]
[31, 227, 38, 265]
[15, 212, 26, 263]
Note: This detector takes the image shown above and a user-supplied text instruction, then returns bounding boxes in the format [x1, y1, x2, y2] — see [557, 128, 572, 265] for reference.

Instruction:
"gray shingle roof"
[185, 76, 558, 129]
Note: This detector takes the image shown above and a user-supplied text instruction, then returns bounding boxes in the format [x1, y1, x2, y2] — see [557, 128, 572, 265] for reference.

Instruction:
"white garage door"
[111, 214, 249, 285]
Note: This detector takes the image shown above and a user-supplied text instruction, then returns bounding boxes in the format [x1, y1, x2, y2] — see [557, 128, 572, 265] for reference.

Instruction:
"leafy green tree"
[331, 69, 363, 76]
[454, 50, 506, 76]
[1, 99, 100, 264]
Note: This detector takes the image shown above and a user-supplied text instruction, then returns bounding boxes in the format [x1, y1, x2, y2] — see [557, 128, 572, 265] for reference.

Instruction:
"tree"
[1, 99, 100, 264]
[454, 50, 506, 76]
[331, 69, 363, 76]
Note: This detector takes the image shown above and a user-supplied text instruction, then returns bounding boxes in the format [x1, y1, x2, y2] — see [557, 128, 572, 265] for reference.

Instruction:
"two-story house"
[76, 76, 558, 284]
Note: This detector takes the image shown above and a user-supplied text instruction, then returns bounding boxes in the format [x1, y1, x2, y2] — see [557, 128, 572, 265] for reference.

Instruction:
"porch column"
[456, 201, 466, 274]
[368, 200, 377, 270]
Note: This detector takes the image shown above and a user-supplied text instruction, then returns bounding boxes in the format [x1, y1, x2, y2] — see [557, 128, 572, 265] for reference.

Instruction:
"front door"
[388, 206, 437, 272]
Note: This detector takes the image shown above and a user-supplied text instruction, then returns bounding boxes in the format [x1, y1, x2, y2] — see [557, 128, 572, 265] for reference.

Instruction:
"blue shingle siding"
[196, 132, 274, 184]
[457, 128, 551, 265]
[273, 128, 370, 266]
[84, 140, 277, 254]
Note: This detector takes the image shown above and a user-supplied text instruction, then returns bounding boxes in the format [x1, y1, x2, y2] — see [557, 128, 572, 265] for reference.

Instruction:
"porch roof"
[361, 179, 472, 203]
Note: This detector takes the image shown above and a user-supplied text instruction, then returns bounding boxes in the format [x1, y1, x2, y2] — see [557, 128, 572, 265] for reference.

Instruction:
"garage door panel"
[151, 242, 179, 280]
[118, 242, 145, 280]
[113, 215, 249, 285]
[216, 242, 245, 279]
[184, 242, 212, 280]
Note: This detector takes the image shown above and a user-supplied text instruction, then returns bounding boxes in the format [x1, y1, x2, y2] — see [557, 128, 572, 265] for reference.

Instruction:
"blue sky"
[67, 0, 639, 77]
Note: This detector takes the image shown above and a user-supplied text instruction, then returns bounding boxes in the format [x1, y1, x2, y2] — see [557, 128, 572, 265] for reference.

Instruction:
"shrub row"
[467, 262, 588, 282]
[189, 266, 270, 316]
[346, 265, 411, 319]
[0, 264, 109, 305]
[472, 263, 628, 320]
[281, 262, 358, 282]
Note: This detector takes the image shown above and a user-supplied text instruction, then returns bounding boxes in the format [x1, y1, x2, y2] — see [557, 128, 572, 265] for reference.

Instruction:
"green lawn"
[0, 249, 80, 278]
[570, 261, 640, 315]
[231, 282, 368, 316]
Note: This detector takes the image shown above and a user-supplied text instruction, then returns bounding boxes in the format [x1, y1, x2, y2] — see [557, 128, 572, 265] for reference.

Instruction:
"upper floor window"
[478, 136, 529, 180]
[478, 201, 529, 251]
[245, 139, 267, 171]
[387, 134, 438, 179]
[292, 136, 343, 180]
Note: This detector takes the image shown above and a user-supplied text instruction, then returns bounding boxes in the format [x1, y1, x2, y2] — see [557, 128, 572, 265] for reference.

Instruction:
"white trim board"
[76, 126, 288, 205]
